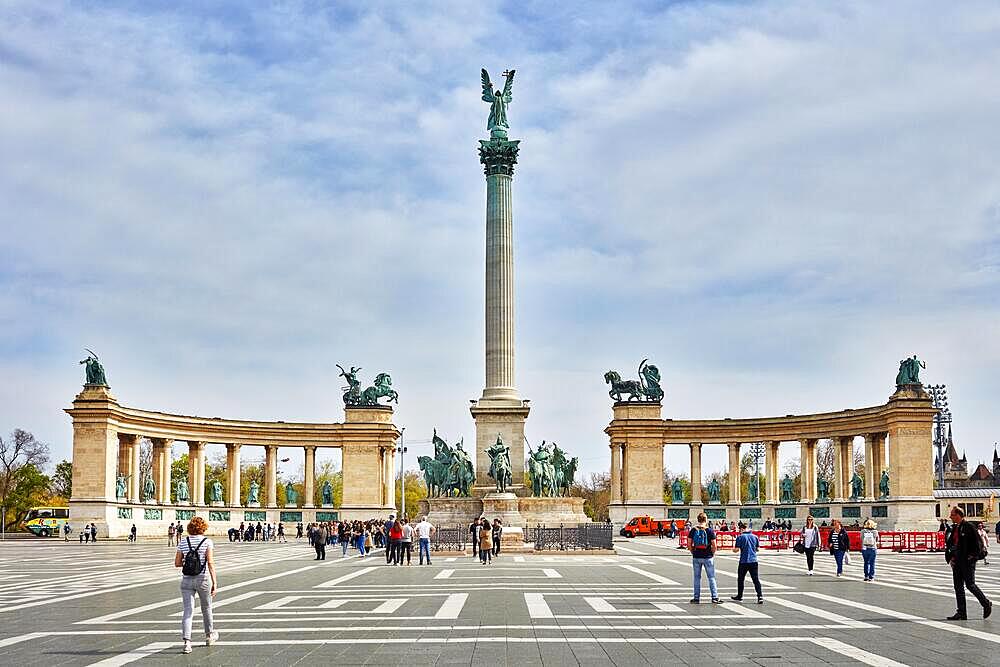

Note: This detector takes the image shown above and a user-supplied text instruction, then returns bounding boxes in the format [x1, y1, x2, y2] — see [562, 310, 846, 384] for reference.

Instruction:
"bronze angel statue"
[482, 68, 515, 137]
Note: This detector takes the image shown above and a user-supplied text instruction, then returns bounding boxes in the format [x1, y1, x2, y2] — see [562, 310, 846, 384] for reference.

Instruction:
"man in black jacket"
[945, 506, 992, 620]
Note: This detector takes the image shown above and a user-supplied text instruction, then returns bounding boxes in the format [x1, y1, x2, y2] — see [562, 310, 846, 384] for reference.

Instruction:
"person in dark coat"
[828, 519, 850, 577]
[945, 506, 992, 620]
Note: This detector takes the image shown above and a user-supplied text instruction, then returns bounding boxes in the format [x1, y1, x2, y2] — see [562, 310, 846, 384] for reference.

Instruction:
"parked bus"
[24, 506, 70, 537]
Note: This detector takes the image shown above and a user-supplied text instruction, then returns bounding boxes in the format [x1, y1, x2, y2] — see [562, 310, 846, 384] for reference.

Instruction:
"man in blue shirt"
[688, 512, 721, 604]
[731, 521, 764, 604]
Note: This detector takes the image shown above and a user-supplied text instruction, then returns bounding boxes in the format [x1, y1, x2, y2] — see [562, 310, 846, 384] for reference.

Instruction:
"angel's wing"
[501, 69, 515, 102]
[481, 68, 494, 102]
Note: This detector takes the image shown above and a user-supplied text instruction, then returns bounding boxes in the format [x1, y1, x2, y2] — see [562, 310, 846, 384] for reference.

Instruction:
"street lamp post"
[749, 442, 765, 505]
[396, 427, 407, 518]
[927, 385, 951, 488]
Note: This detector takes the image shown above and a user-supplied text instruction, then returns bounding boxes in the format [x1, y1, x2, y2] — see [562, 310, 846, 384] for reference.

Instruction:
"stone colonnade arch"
[606, 386, 937, 530]
[67, 384, 399, 538]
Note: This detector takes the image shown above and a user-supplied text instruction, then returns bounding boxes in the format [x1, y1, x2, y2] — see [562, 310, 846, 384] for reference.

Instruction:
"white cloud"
[1, 1, 998, 480]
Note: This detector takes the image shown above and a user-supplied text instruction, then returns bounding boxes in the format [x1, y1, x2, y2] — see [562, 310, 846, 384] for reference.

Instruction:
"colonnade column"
[187, 442, 205, 506]
[727, 442, 741, 505]
[832, 437, 846, 502]
[872, 432, 886, 491]
[764, 441, 779, 504]
[689, 443, 702, 504]
[125, 434, 141, 503]
[839, 436, 854, 499]
[227, 444, 241, 507]
[384, 446, 395, 509]
[863, 434, 876, 500]
[150, 438, 169, 504]
[610, 443, 621, 503]
[303, 446, 315, 508]
[265, 445, 278, 508]
[799, 439, 817, 503]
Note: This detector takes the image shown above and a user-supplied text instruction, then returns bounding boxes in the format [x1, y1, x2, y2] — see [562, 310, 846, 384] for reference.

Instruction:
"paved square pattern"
[1, 536, 998, 665]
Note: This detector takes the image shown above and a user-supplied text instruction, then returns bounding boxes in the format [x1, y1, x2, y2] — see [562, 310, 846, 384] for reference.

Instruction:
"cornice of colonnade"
[605, 392, 936, 444]
[65, 386, 400, 447]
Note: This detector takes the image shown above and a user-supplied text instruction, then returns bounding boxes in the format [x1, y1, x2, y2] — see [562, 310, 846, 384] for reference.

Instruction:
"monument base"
[518, 496, 590, 527]
[247, 501, 261, 508]
[176, 501, 191, 506]
[321, 503, 334, 509]
[210, 501, 224, 507]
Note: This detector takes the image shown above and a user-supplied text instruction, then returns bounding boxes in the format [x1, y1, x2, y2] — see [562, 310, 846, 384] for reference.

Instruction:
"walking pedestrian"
[688, 512, 721, 604]
[730, 522, 764, 604]
[296, 522, 304, 540]
[168, 522, 176, 546]
[64, 522, 71, 541]
[90, 523, 97, 542]
[353, 521, 366, 557]
[277, 523, 287, 543]
[479, 518, 493, 564]
[492, 518, 503, 557]
[130, 524, 137, 543]
[388, 518, 403, 565]
[657, 521, 665, 539]
[400, 518, 413, 565]
[313, 523, 328, 561]
[860, 519, 879, 581]
[977, 522, 990, 565]
[383, 515, 395, 564]
[415, 516, 435, 565]
[945, 506, 992, 620]
[798, 515, 821, 575]
[470, 518, 480, 559]
[828, 519, 849, 576]
[174, 517, 218, 654]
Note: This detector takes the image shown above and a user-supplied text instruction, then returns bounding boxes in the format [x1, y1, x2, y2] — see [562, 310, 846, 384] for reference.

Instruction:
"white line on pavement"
[433, 593, 468, 619]
[314, 566, 378, 588]
[767, 596, 877, 629]
[617, 564, 679, 585]
[810, 637, 908, 667]
[525, 592, 553, 618]
[86, 641, 174, 667]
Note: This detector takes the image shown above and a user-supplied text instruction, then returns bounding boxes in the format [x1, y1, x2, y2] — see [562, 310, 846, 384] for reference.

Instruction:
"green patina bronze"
[604, 359, 665, 403]
[418, 430, 474, 497]
[809, 506, 831, 518]
[879, 470, 890, 498]
[118, 507, 132, 519]
[142, 476, 155, 503]
[210, 480, 224, 503]
[321, 480, 334, 506]
[485, 434, 512, 494]
[671, 478, 684, 505]
[208, 510, 230, 522]
[116, 475, 128, 500]
[175, 479, 190, 503]
[244, 510, 265, 522]
[247, 481, 260, 505]
[481, 68, 514, 138]
[747, 474, 760, 503]
[895, 355, 926, 385]
[338, 365, 398, 407]
[80, 349, 108, 386]
[780, 475, 795, 504]
[144, 508, 163, 520]
[740, 507, 762, 519]
[175, 509, 195, 520]
[850, 473, 863, 500]
[816, 477, 830, 503]
[527, 441, 558, 497]
[707, 479, 722, 504]
[285, 482, 298, 507]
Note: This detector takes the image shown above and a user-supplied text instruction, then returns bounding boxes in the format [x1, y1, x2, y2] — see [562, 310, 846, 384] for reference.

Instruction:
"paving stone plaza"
[1, 536, 998, 665]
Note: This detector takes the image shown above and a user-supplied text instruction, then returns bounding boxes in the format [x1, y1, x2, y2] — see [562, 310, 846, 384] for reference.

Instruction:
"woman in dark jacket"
[828, 519, 850, 576]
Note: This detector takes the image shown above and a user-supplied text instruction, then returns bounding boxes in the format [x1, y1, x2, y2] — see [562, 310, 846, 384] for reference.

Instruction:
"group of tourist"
[66, 522, 98, 542]
[469, 517, 503, 564]
[685, 506, 992, 621]
[225, 522, 289, 542]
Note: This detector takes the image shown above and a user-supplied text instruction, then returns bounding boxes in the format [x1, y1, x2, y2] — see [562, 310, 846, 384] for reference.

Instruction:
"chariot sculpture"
[337, 364, 399, 407]
[604, 358, 664, 402]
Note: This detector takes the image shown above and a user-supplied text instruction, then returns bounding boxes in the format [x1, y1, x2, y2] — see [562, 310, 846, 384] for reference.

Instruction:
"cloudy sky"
[2, 1, 998, 480]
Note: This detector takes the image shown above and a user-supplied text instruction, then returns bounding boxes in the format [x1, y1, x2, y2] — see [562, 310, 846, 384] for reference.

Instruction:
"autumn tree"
[0, 429, 52, 527]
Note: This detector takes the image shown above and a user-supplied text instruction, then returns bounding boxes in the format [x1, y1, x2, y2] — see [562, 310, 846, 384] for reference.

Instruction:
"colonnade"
[605, 388, 936, 529]
[609, 434, 888, 505]
[113, 436, 396, 509]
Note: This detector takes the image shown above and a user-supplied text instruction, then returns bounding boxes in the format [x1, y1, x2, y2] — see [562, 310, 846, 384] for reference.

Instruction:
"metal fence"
[431, 526, 467, 552]
[529, 523, 613, 551]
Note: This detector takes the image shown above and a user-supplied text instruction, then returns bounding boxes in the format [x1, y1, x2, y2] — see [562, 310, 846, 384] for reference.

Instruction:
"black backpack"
[182, 537, 208, 576]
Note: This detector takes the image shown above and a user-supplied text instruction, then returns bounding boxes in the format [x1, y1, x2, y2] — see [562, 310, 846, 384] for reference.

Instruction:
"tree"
[395, 470, 427, 520]
[51, 460, 73, 499]
[0, 429, 51, 528]
[573, 472, 610, 521]
[4, 464, 52, 526]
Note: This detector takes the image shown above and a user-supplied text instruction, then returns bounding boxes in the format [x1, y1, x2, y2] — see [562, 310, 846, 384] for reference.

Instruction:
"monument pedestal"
[210, 501, 224, 507]
[247, 501, 260, 508]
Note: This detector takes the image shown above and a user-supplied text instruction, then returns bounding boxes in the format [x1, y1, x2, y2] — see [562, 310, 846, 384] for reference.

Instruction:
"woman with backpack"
[174, 517, 218, 654]
[828, 519, 850, 577]
[798, 515, 821, 575]
[860, 519, 879, 581]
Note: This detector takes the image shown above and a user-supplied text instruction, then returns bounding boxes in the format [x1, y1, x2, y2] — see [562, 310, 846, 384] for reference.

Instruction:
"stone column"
[832, 437, 846, 502]
[727, 442, 741, 505]
[228, 444, 242, 507]
[384, 446, 395, 510]
[689, 443, 703, 504]
[150, 438, 170, 504]
[840, 436, 855, 499]
[117, 439, 130, 478]
[265, 445, 278, 508]
[124, 434, 141, 503]
[764, 441, 779, 504]
[610, 443, 621, 503]
[799, 439, 817, 503]
[303, 446, 316, 508]
[187, 442, 205, 506]
[863, 434, 876, 500]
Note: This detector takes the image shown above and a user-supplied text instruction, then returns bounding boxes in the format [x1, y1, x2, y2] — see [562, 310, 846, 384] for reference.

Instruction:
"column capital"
[479, 137, 520, 176]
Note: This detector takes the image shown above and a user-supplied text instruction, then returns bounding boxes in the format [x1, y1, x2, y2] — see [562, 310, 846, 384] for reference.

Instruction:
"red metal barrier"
[675, 529, 945, 552]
